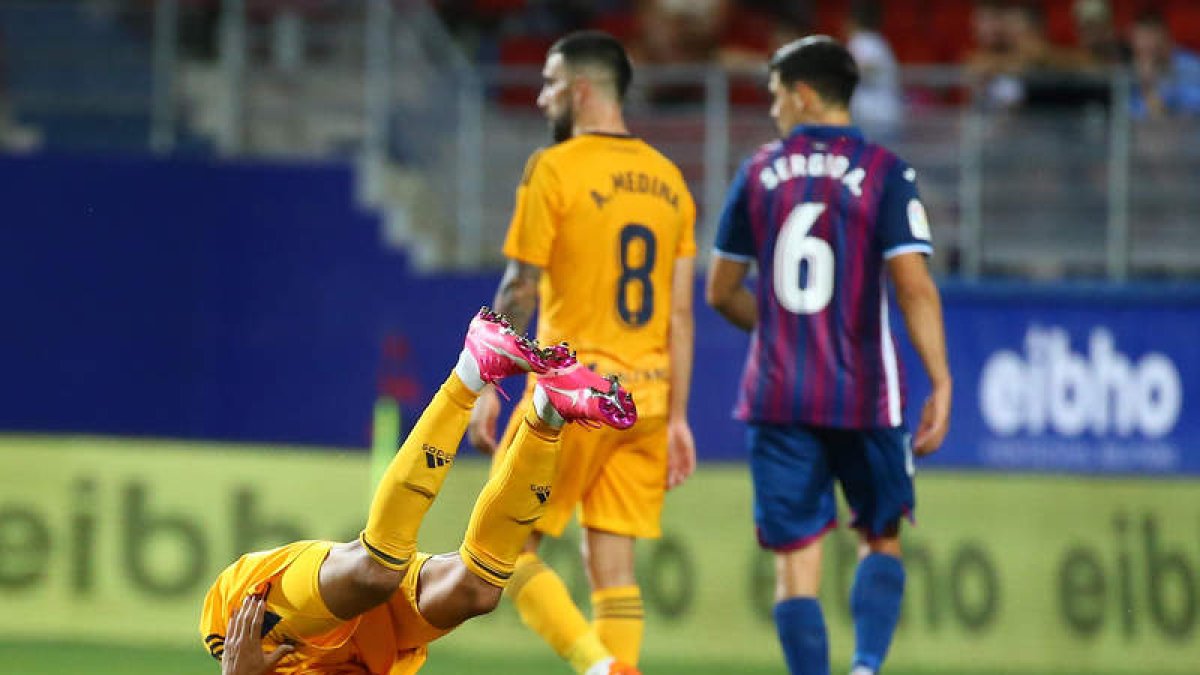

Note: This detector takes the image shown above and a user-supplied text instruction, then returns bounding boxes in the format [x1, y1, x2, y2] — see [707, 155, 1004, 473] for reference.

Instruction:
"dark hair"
[549, 30, 633, 100]
[769, 36, 859, 107]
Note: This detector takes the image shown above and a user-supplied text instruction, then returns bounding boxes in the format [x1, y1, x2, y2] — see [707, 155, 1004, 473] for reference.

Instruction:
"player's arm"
[880, 160, 950, 456]
[888, 253, 950, 456]
[666, 254, 696, 489]
[219, 594, 293, 675]
[706, 160, 757, 331]
[493, 259, 542, 335]
[705, 255, 756, 331]
[493, 148, 556, 335]
[467, 258, 544, 456]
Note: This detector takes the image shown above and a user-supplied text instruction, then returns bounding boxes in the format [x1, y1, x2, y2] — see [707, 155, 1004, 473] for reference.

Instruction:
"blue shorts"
[747, 423, 915, 551]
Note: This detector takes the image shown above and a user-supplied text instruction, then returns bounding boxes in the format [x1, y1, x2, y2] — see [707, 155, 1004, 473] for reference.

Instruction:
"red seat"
[588, 13, 637, 41]
[1166, 1, 1200, 50]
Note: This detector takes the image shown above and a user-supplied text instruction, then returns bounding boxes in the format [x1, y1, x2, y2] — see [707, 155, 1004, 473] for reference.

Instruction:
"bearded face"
[549, 103, 575, 143]
[538, 53, 576, 144]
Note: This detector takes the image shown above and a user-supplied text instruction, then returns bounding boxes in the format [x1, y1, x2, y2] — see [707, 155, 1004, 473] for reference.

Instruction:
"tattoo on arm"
[493, 260, 541, 334]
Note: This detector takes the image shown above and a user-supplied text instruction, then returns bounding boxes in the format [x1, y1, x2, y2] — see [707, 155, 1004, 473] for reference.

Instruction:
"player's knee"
[582, 541, 637, 588]
[857, 524, 903, 558]
[457, 572, 503, 618]
[351, 555, 406, 604]
[317, 542, 406, 619]
[586, 558, 637, 589]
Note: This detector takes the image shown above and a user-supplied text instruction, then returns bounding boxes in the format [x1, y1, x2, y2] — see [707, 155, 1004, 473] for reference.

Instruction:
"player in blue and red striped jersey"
[706, 36, 952, 675]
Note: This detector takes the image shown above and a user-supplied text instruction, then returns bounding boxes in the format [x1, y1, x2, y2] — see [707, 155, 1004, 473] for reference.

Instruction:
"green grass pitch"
[0, 640, 1117, 675]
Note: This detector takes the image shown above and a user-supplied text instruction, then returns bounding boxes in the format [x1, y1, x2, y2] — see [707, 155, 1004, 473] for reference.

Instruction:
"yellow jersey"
[503, 133, 696, 419]
[200, 542, 437, 675]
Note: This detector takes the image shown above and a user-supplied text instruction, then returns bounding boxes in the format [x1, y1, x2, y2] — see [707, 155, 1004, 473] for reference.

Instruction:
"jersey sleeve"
[713, 159, 755, 262]
[502, 149, 562, 267]
[877, 158, 934, 259]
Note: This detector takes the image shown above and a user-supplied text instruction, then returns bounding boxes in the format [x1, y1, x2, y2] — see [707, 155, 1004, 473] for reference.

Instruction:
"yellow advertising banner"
[1, 435, 1197, 672]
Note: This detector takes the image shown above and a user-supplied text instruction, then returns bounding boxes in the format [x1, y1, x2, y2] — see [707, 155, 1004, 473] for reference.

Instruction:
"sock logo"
[423, 444, 453, 469]
[530, 484, 552, 504]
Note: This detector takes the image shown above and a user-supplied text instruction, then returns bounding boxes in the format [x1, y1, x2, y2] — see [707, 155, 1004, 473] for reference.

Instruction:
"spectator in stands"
[715, 0, 807, 70]
[968, 2, 1103, 111]
[1012, 2, 1114, 110]
[1072, 0, 1129, 68]
[1129, 9, 1200, 119]
[625, 0, 720, 104]
[964, 0, 1025, 110]
[1001, 2, 1085, 73]
[844, 0, 902, 139]
[631, 0, 718, 64]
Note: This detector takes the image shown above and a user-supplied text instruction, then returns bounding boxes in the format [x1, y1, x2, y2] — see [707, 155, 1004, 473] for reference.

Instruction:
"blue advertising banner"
[621, 282, 1200, 477]
[2, 155, 1197, 476]
[905, 283, 1200, 476]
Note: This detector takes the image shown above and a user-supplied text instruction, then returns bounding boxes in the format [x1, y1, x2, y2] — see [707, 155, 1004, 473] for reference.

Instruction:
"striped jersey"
[714, 125, 933, 429]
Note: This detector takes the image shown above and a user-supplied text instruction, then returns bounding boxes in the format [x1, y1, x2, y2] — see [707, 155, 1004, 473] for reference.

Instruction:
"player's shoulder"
[856, 139, 915, 184]
[749, 139, 784, 166]
[732, 140, 784, 184]
[539, 134, 608, 161]
[637, 139, 693, 186]
[859, 136, 906, 166]
[527, 137, 604, 179]
[518, 147, 553, 186]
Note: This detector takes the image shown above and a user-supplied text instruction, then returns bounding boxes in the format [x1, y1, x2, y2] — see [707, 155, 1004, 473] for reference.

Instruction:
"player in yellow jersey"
[467, 31, 697, 674]
[198, 308, 638, 675]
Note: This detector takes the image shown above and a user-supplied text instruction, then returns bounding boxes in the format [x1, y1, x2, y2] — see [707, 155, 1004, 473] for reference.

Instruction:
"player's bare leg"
[848, 526, 905, 675]
[584, 529, 644, 665]
[775, 542, 824, 600]
[774, 542, 830, 675]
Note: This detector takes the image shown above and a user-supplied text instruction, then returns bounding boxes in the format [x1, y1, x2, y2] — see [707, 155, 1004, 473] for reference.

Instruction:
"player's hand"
[221, 593, 293, 675]
[468, 386, 500, 455]
[913, 380, 952, 457]
[666, 418, 696, 489]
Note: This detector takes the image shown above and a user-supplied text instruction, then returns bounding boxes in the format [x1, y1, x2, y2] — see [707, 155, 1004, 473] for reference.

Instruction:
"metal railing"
[1, 1, 1197, 278]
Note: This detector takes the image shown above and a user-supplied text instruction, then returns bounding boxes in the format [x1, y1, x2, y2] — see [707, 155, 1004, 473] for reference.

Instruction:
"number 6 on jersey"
[773, 202, 834, 315]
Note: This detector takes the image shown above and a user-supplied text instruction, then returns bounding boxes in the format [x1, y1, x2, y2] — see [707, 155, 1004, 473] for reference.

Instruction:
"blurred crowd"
[3, 0, 1199, 155]
[433, 0, 1200, 120]
[965, 0, 1200, 118]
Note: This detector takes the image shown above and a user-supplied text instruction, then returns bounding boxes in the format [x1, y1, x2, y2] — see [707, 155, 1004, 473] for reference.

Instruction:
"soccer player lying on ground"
[199, 308, 638, 675]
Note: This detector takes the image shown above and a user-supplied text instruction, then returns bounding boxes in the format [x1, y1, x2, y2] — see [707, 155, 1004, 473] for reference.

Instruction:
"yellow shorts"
[497, 395, 669, 539]
[200, 541, 447, 675]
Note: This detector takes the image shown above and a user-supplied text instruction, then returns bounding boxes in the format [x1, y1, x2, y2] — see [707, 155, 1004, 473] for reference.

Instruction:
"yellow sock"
[460, 410, 560, 587]
[360, 373, 476, 570]
[509, 553, 611, 674]
[593, 585, 644, 666]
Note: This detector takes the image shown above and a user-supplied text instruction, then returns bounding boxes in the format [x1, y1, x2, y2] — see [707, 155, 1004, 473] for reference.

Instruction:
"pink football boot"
[536, 343, 637, 430]
[463, 307, 547, 387]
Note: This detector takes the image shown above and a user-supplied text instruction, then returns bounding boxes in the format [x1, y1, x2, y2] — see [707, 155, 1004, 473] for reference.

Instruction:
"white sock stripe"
[454, 349, 486, 393]
[533, 385, 565, 429]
